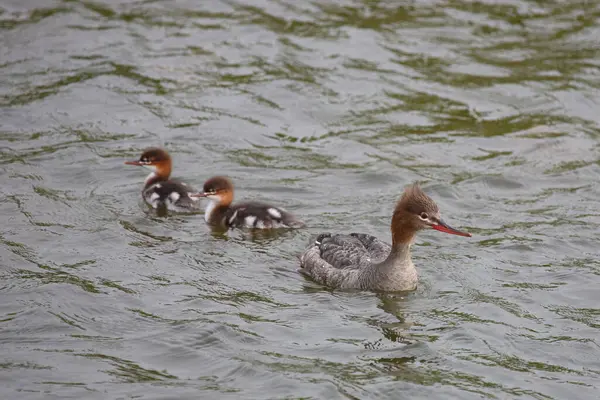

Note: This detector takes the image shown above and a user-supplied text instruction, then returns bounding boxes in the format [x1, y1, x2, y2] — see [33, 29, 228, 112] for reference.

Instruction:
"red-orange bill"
[190, 192, 207, 198]
[124, 160, 143, 166]
[432, 219, 471, 237]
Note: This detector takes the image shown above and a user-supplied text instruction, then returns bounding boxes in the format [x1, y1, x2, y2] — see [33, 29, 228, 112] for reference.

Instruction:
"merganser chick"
[299, 183, 471, 291]
[190, 176, 305, 229]
[125, 147, 200, 213]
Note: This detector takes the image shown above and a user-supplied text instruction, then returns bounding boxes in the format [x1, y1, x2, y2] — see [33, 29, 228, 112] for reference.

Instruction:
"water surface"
[1, 0, 600, 399]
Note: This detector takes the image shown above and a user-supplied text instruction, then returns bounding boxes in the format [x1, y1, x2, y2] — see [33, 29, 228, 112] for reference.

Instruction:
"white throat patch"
[204, 199, 218, 222]
[145, 171, 158, 185]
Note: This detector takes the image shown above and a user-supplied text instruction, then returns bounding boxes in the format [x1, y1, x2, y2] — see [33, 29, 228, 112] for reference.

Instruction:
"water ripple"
[2, 0, 600, 399]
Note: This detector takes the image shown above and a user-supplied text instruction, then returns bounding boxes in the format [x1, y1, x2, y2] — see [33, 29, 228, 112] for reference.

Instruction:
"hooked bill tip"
[432, 220, 472, 237]
[125, 160, 144, 166]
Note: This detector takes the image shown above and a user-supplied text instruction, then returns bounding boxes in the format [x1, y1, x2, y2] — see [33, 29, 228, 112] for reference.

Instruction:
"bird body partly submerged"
[141, 179, 198, 213]
[205, 200, 303, 229]
[299, 233, 418, 291]
[192, 176, 304, 230]
[299, 184, 471, 292]
[125, 148, 201, 213]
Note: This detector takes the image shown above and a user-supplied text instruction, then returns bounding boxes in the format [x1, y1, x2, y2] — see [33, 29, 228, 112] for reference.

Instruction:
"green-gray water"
[1, 1, 599, 399]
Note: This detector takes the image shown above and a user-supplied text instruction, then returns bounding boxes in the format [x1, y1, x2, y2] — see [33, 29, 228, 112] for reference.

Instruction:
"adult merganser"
[299, 183, 471, 291]
[125, 147, 201, 213]
[190, 176, 305, 229]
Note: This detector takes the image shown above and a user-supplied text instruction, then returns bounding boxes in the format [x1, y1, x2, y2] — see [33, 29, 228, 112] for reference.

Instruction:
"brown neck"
[218, 190, 234, 208]
[157, 161, 172, 180]
[205, 192, 233, 226]
[390, 209, 416, 248]
[143, 161, 171, 189]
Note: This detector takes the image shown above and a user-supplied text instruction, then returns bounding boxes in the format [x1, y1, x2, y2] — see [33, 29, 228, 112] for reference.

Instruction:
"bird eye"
[419, 212, 429, 220]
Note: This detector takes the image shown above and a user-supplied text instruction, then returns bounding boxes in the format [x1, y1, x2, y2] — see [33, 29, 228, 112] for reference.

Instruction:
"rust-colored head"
[391, 183, 471, 245]
[190, 176, 234, 206]
[124, 147, 172, 179]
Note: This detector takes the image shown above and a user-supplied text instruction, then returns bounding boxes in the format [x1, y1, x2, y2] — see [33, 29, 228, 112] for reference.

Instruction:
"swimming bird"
[125, 147, 201, 213]
[190, 176, 305, 229]
[299, 183, 471, 291]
